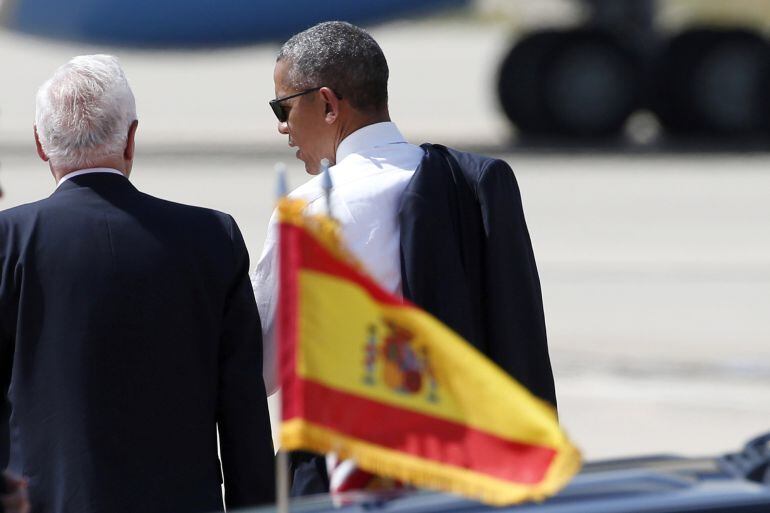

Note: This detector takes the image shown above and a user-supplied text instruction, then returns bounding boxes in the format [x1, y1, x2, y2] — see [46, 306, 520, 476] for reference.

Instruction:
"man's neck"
[334, 110, 391, 162]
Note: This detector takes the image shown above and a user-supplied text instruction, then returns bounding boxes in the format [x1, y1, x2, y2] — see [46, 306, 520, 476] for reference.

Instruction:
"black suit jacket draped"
[0, 173, 275, 513]
[399, 144, 556, 407]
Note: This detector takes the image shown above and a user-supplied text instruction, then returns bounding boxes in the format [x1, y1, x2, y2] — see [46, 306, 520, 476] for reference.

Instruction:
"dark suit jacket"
[0, 173, 275, 513]
[399, 144, 556, 406]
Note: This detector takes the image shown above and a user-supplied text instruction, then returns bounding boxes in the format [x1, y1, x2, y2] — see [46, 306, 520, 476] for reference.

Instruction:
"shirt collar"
[335, 122, 407, 165]
[56, 168, 126, 189]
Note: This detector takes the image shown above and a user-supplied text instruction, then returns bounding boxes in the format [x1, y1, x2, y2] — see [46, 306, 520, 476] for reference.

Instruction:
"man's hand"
[1, 471, 29, 513]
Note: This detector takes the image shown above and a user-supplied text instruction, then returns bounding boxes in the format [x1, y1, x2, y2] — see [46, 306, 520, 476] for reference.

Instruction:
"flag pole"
[274, 162, 290, 513]
[320, 158, 333, 219]
[275, 162, 288, 199]
[276, 451, 290, 513]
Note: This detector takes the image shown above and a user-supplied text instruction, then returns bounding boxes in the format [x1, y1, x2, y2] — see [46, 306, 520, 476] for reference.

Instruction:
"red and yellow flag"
[277, 198, 580, 505]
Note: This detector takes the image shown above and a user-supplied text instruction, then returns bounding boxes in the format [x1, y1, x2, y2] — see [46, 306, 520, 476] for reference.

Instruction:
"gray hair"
[277, 21, 389, 112]
[35, 54, 137, 170]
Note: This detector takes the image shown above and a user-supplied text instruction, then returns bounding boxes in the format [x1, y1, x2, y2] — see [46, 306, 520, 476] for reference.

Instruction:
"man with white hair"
[0, 55, 275, 513]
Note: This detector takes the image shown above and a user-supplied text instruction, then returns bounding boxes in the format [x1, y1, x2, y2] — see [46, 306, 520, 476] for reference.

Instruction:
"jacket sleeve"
[0, 340, 9, 474]
[399, 147, 484, 348]
[218, 215, 276, 508]
[0, 221, 13, 470]
[0, 328, 8, 471]
[477, 161, 557, 407]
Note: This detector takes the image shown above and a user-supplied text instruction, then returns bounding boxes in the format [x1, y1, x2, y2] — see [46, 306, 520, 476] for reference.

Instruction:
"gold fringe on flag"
[278, 198, 366, 275]
[282, 419, 581, 506]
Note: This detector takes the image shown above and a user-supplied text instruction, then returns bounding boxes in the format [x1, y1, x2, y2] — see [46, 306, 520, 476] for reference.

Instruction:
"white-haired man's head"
[35, 54, 138, 175]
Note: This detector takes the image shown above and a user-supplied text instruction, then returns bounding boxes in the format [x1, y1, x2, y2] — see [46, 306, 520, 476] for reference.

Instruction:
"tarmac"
[2, 17, 770, 461]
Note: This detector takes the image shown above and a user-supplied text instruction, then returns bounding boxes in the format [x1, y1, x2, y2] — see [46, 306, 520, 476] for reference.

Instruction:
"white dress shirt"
[252, 122, 424, 395]
[56, 167, 125, 188]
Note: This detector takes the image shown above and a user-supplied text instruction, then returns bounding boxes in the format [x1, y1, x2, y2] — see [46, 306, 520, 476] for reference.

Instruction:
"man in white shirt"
[253, 21, 424, 397]
[253, 21, 555, 497]
[252, 21, 425, 496]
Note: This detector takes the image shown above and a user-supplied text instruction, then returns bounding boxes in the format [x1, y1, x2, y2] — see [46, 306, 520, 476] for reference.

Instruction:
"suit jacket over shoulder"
[399, 144, 557, 407]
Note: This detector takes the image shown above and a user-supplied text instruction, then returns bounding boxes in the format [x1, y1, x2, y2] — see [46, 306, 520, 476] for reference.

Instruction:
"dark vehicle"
[249, 432, 770, 513]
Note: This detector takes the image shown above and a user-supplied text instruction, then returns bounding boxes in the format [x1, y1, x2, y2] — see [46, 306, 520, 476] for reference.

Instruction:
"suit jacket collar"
[56, 168, 125, 188]
[52, 171, 136, 196]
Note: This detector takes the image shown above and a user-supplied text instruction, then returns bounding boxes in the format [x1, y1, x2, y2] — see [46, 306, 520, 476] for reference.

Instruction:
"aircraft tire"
[497, 30, 642, 138]
[497, 31, 567, 135]
[652, 29, 770, 136]
[541, 30, 643, 137]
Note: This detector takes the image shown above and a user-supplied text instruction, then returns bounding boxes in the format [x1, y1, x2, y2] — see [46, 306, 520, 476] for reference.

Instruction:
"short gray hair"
[278, 21, 389, 112]
[35, 54, 137, 170]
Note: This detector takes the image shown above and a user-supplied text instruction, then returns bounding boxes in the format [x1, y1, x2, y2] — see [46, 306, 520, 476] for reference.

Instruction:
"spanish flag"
[277, 198, 580, 506]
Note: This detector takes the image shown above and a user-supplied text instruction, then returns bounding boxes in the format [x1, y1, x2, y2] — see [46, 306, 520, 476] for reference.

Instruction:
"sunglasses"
[269, 87, 343, 122]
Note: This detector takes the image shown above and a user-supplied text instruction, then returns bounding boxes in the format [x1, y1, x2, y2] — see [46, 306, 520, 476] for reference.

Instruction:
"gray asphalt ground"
[2, 17, 770, 462]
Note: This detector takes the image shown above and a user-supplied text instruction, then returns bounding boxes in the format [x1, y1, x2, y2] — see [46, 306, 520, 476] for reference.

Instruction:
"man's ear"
[320, 87, 340, 124]
[124, 120, 139, 161]
[34, 125, 49, 162]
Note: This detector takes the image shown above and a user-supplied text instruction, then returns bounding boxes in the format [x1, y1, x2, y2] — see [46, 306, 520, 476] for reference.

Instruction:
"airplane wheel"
[542, 31, 642, 137]
[497, 31, 566, 135]
[652, 29, 770, 135]
[497, 30, 642, 138]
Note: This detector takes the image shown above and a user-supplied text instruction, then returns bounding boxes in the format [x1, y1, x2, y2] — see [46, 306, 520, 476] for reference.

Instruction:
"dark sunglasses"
[269, 87, 342, 122]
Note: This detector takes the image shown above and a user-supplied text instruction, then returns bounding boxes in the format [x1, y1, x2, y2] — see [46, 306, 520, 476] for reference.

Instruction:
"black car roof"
[248, 438, 770, 513]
